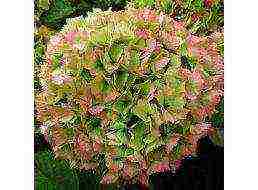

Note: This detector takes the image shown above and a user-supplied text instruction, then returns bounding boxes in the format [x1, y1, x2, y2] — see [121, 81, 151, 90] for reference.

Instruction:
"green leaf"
[112, 121, 126, 130]
[40, 0, 75, 29]
[130, 50, 141, 66]
[34, 41, 45, 65]
[193, 0, 204, 12]
[143, 134, 161, 153]
[37, 0, 51, 11]
[163, 96, 185, 110]
[114, 99, 130, 113]
[125, 147, 135, 156]
[138, 81, 151, 96]
[108, 43, 124, 63]
[211, 102, 224, 128]
[181, 56, 196, 71]
[35, 151, 79, 190]
[99, 79, 111, 93]
[80, 68, 92, 82]
[77, 171, 101, 190]
[144, 134, 156, 145]
[134, 0, 155, 8]
[179, 43, 188, 57]
[114, 70, 129, 89]
[159, 123, 176, 139]
[116, 129, 127, 144]
[93, 59, 104, 71]
[88, 117, 102, 129]
[199, 92, 211, 106]
[129, 122, 146, 150]
[134, 99, 155, 121]
[93, 30, 109, 45]
[210, 128, 224, 147]
[160, 0, 174, 14]
[51, 53, 62, 70]
[109, 121, 127, 145]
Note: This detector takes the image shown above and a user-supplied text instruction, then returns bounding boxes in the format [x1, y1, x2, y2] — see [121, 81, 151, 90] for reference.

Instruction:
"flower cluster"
[35, 7, 223, 186]
[131, 0, 224, 35]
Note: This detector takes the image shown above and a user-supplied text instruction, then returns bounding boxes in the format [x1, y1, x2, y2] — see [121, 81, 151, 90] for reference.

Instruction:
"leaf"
[181, 56, 196, 71]
[114, 70, 129, 89]
[179, 43, 188, 57]
[125, 147, 135, 156]
[135, 0, 155, 8]
[112, 121, 126, 130]
[129, 121, 145, 150]
[114, 99, 130, 113]
[99, 79, 112, 93]
[211, 98, 224, 127]
[163, 96, 185, 110]
[193, 0, 204, 12]
[40, 0, 75, 29]
[116, 130, 127, 144]
[160, 0, 174, 14]
[93, 59, 104, 72]
[133, 99, 155, 121]
[93, 30, 109, 45]
[210, 128, 224, 147]
[88, 117, 102, 129]
[34, 41, 45, 65]
[107, 121, 127, 145]
[51, 53, 62, 70]
[35, 151, 79, 190]
[108, 43, 124, 63]
[80, 68, 92, 82]
[130, 50, 141, 66]
[37, 0, 51, 10]
[77, 171, 101, 190]
[143, 134, 161, 153]
[138, 81, 151, 96]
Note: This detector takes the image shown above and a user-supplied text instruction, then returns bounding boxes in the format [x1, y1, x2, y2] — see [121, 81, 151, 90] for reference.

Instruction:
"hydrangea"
[35, 7, 223, 186]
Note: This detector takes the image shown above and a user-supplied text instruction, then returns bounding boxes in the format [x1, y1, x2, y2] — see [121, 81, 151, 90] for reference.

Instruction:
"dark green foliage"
[114, 70, 129, 90]
[209, 97, 224, 146]
[78, 170, 101, 190]
[80, 68, 93, 82]
[115, 99, 130, 112]
[211, 97, 224, 128]
[40, 0, 76, 30]
[38, 0, 127, 30]
[93, 59, 104, 71]
[34, 41, 45, 65]
[52, 53, 63, 70]
[88, 117, 102, 128]
[210, 127, 224, 147]
[99, 79, 112, 93]
[35, 151, 79, 190]
[181, 56, 196, 71]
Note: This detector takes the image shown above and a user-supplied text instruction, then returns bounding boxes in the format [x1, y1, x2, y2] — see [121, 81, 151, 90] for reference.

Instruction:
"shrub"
[35, 7, 223, 186]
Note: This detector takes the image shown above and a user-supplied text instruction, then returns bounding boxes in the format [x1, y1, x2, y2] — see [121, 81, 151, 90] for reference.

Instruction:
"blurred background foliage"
[34, 0, 223, 189]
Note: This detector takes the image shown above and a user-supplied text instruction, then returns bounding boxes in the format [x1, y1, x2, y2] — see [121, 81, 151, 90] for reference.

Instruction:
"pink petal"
[88, 106, 104, 116]
[155, 57, 170, 70]
[135, 29, 150, 39]
[100, 175, 114, 184]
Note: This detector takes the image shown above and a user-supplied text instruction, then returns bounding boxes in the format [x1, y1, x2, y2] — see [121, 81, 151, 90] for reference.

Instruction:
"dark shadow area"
[148, 136, 224, 190]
